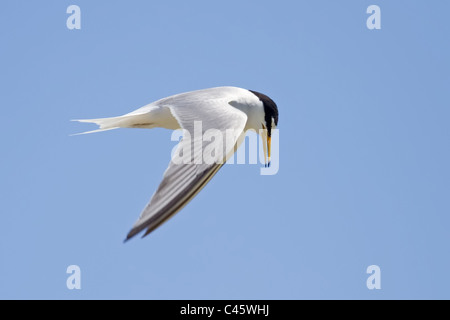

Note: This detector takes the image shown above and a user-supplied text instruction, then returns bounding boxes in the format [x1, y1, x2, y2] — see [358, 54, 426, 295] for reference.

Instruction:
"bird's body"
[74, 86, 278, 240]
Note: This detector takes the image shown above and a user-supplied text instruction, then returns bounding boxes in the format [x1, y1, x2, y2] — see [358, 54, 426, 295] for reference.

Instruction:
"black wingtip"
[123, 235, 132, 243]
[142, 228, 152, 238]
[124, 230, 138, 243]
[123, 226, 152, 243]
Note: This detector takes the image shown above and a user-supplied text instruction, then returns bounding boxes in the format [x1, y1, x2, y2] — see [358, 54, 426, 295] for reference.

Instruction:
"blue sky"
[0, 1, 449, 299]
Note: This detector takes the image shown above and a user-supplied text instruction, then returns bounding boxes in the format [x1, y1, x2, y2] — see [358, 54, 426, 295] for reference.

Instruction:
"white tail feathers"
[70, 126, 119, 136]
[72, 116, 125, 128]
[71, 116, 124, 135]
[71, 114, 154, 135]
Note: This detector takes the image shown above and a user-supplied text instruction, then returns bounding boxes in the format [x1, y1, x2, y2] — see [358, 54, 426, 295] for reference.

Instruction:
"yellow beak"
[266, 135, 271, 167]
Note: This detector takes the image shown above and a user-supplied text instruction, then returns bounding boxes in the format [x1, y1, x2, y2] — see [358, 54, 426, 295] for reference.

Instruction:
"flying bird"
[73, 87, 279, 240]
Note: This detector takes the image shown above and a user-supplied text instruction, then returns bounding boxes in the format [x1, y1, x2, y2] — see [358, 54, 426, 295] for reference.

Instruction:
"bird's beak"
[266, 135, 271, 168]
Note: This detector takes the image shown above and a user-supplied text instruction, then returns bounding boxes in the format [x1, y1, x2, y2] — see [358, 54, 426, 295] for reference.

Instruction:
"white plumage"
[73, 86, 278, 240]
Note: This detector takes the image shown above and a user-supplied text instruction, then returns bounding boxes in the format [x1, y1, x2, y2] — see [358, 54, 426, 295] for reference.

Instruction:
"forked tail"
[71, 113, 151, 135]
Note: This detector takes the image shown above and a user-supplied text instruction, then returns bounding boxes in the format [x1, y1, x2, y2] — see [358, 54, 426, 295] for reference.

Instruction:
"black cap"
[249, 90, 279, 137]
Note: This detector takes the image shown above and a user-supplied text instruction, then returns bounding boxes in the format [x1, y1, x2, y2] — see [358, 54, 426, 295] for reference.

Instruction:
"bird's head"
[249, 90, 279, 167]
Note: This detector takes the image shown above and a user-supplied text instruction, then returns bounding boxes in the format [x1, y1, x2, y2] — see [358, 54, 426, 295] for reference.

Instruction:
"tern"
[74, 86, 279, 240]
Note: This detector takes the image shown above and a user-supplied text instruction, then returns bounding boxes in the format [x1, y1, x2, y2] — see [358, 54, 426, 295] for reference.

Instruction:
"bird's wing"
[126, 96, 248, 240]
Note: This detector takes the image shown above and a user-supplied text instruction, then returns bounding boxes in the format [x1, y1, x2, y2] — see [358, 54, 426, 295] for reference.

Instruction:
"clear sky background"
[0, 1, 449, 300]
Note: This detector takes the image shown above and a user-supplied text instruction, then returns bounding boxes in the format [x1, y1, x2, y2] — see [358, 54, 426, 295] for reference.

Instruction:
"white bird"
[73, 86, 279, 240]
